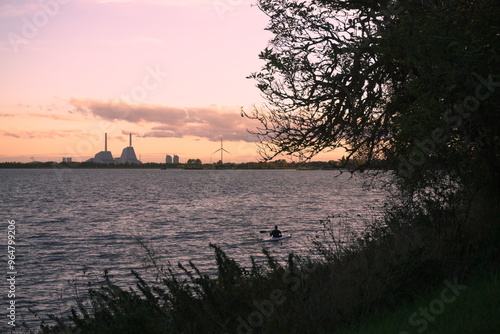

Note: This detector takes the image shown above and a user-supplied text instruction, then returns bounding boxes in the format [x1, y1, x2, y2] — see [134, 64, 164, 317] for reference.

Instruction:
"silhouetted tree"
[247, 0, 500, 196]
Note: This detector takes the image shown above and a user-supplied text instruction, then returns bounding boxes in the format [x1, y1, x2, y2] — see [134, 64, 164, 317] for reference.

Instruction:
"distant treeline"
[0, 159, 385, 170]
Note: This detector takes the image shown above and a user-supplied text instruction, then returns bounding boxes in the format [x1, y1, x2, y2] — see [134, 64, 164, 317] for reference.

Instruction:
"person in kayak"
[270, 226, 282, 238]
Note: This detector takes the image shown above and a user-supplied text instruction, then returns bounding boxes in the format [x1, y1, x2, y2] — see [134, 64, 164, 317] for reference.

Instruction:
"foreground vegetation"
[339, 269, 500, 334]
[27, 192, 498, 333]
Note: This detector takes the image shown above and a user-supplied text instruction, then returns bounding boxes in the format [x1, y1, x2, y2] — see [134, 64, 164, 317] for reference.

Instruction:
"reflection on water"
[0, 168, 387, 325]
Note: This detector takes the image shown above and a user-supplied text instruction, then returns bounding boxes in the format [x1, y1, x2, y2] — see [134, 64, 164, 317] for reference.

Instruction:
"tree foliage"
[247, 0, 500, 194]
[248, 0, 397, 164]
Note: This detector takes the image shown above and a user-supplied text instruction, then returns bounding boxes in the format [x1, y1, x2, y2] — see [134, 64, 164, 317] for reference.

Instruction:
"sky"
[0, 0, 342, 163]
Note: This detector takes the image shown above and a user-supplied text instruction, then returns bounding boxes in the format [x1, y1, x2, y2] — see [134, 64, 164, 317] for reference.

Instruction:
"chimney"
[105, 133, 108, 151]
[129, 133, 132, 147]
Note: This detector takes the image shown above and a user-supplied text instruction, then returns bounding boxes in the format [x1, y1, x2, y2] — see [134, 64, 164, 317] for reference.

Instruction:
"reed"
[37, 193, 498, 334]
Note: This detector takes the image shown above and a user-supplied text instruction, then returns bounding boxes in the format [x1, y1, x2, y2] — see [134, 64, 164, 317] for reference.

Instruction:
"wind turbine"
[212, 136, 230, 164]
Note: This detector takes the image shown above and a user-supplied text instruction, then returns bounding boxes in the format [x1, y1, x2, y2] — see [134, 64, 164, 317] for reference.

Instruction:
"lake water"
[0, 168, 387, 329]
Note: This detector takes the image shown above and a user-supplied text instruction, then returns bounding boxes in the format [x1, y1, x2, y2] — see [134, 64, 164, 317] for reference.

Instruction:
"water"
[0, 168, 387, 328]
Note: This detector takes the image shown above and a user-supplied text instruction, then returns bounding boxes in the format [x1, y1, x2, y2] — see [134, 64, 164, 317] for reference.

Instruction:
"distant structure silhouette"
[119, 133, 141, 164]
[91, 133, 115, 164]
[212, 136, 230, 164]
[87, 133, 141, 164]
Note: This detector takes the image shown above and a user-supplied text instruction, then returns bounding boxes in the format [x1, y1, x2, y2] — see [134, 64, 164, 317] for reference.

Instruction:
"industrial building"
[90, 133, 115, 163]
[87, 133, 142, 164]
[119, 134, 141, 164]
[166, 154, 180, 164]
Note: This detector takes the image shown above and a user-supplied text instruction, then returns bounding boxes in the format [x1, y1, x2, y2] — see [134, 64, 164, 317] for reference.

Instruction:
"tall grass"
[36, 191, 498, 333]
[337, 270, 500, 334]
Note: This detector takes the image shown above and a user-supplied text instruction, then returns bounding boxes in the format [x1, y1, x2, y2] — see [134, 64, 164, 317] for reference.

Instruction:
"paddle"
[259, 230, 287, 233]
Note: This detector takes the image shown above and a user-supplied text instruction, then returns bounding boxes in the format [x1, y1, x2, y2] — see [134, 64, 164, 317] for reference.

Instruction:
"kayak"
[263, 234, 292, 242]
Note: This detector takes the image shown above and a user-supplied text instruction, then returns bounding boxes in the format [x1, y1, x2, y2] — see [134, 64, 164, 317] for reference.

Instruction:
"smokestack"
[129, 133, 132, 147]
[105, 133, 108, 151]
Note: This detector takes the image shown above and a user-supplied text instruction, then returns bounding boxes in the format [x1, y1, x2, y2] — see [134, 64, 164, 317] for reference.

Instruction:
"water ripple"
[0, 169, 388, 327]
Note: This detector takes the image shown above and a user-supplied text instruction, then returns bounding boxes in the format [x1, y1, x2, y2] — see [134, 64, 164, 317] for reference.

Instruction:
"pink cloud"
[0, 129, 82, 139]
[29, 113, 77, 121]
[1, 131, 21, 138]
[69, 98, 259, 142]
[70, 98, 188, 125]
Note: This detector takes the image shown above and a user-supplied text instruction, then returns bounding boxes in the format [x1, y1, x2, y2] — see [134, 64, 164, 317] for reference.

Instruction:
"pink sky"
[0, 0, 342, 163]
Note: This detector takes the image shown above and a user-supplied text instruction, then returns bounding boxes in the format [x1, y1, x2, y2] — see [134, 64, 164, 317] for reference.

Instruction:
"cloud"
[69, 98, 258, 142]
[1, 131, 21, 138]
[69, 98, 188, 124]
[29, 113, 77, 121]
[1, 111, 76, 121]
[0, 129, 77, 139]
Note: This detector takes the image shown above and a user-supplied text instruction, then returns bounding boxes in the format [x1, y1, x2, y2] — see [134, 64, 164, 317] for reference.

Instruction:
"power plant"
[88, 133, 142, 164]
[119, 133, 141, 164]
[91, 133, 115, 164]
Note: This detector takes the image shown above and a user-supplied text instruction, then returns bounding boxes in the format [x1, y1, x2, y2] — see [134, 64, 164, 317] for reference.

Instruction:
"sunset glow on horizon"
[1, 0, 343, 163]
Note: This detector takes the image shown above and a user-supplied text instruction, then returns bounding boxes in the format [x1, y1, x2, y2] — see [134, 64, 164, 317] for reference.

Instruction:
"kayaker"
[270, 226, 282, 238]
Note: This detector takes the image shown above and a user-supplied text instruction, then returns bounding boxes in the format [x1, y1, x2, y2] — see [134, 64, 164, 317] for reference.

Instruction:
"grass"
[337, 270, 500, 334]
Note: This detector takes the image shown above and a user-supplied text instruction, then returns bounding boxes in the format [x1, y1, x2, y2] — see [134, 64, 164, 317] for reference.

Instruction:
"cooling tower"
[91, 133, 115, 163]
[119, 133, 141, 164]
